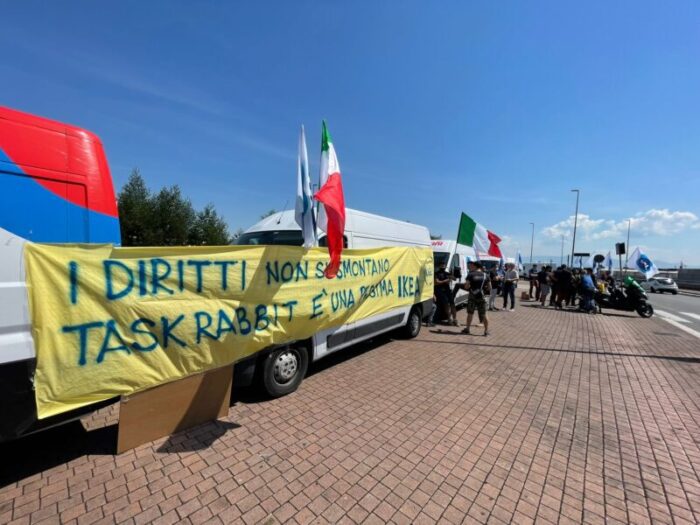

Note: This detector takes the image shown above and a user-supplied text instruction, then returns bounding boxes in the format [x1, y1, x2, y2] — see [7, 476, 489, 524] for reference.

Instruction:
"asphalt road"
[647, 291, 700, 339]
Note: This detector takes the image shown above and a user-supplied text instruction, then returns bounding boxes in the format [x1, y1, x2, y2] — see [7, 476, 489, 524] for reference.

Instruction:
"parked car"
[642, 276, 679, 294]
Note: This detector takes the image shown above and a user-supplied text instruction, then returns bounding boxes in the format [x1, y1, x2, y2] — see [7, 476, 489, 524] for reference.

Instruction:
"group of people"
[430, 259, 625, 337]
[526, 263, 614, 313]
[431, 260, 522, 336]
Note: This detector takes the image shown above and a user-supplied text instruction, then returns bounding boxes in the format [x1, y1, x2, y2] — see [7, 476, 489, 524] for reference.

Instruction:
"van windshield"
[481, 260, 499, 271]
[433, 251, 450, 269]
[236, 230, 303, 246]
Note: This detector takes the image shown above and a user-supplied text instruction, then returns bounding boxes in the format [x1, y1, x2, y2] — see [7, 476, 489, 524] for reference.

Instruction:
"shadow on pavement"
[232, 333, 394, 405]
[519, 303, 637, 318]
[156, 420, 240, 453]
[410, 338, 700, 363]
[0, 421, 118, 488]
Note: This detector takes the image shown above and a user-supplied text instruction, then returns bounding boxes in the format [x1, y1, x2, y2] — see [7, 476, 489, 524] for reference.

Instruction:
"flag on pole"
[294, 125, 316, 248]
[627, 247, 659, 279]
[586, 254, 596, 269]
[604, 251, 613, 271]
[517, 251, 524, 272]
[314, 121, 346, 279]
[456, 212, 503, 259]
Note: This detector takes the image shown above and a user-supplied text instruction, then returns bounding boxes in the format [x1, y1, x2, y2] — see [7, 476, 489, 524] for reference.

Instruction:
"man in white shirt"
[503, 263, 519, 311]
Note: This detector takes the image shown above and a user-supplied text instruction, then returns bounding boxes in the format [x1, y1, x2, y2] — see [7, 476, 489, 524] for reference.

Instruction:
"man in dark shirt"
[461, 261, 491, 336]
[537, 265, 551, 306]
[553, 265, 573, 309]
[434, 262, 456, 325]
[528, 264, 539, 300]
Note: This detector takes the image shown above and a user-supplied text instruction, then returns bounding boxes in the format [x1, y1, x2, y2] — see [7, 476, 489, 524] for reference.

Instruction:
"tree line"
[118, 169, 240, 246]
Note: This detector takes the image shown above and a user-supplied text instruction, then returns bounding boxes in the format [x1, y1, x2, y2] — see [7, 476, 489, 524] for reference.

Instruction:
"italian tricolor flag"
[314, 121, 346, 279]
[456, 212, 503, 259]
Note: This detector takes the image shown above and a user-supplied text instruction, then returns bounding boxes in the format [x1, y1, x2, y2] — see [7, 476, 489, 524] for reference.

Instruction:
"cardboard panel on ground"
[117, 365, 233, 453]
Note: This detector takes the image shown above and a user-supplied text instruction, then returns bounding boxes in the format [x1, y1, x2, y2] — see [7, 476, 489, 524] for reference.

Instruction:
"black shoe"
[461, 328, 470, 335]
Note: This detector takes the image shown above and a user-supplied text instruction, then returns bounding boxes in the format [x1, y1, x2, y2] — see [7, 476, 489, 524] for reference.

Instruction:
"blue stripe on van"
[0, 148, 120, 243]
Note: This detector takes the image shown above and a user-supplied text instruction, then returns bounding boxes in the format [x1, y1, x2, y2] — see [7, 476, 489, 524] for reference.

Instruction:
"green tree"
[430, 233, 442, 240]
[151, 185, 196, 246]
[260, 209, 277, 220]
[117, 168, 153, 246]
[117, 169, 235, 246]
[189, 204, 232, 245]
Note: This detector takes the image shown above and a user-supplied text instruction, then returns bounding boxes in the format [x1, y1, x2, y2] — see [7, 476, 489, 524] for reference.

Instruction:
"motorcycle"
[594, 284, 654, 318]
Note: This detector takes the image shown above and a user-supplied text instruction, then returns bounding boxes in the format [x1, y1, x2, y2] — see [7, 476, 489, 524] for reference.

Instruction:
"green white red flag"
[314, 121, 346, 278]
[456, 212, 503, 259]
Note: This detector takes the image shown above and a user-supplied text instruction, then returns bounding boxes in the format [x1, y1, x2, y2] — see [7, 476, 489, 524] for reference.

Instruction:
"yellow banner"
[24, 244, 433, 418]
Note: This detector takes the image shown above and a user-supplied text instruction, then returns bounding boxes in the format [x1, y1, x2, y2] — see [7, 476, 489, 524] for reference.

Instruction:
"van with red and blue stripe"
[0, 106, 121, 441]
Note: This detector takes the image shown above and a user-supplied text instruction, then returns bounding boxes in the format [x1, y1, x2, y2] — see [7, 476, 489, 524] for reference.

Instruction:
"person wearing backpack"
[461, 261, 492, 336]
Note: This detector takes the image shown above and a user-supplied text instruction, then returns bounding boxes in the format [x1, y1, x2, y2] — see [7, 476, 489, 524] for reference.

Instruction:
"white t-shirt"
[505, 270, 519, 282]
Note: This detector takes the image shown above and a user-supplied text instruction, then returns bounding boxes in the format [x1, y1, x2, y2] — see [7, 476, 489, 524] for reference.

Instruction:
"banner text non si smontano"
[24, 244, 433, 418]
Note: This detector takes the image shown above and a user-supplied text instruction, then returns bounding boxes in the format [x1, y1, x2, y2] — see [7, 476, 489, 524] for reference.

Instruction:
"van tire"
[400, 306, 422, 339]
[261, 345, 308, 397]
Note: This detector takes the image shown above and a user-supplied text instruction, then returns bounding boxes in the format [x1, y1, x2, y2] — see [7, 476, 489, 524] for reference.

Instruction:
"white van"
[235, 208, 433, 396]
[430, 240, 475, 308]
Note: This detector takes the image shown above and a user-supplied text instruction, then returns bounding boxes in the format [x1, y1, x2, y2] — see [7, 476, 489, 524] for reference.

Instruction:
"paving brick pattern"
[1, 301, 700, 524]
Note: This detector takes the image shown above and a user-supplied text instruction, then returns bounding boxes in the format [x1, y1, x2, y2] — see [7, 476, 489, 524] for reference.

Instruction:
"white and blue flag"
[604, 251, 613, 271]
[627, 247, 659, 279]
[517, 251, 524, 272]
[295, 125, 316, 248]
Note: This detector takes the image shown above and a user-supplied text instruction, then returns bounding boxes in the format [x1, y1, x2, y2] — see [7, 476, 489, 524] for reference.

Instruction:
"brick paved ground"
[1, 299, 700, 524]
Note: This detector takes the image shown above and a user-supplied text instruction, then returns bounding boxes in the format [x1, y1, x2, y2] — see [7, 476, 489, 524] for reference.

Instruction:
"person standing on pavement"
[434, 261, 457, 326]
[554, 264, 572, 309]
[502, 262, 519, 311]
[580, 268, 597, 313]
[462, 261, 491, 336]
[528, 264, 539, 300]
[538, 265, 552, 307]
[488, 268, 501, 311]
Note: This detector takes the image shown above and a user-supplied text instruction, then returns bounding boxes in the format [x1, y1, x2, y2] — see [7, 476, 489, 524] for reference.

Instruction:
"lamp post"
[625, 219, 631, 272]
[560, 235, 565, 265]
[570, 189, 580, 266]
[529, 222, 535, 264]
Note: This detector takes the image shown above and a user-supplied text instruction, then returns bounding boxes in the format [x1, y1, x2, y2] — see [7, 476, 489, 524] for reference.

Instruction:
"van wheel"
[262, 345, 308, 397]
[400, 306, 422, 339]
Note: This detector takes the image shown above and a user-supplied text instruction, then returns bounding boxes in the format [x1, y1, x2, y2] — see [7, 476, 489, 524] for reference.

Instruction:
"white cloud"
[543, 209, 700, 241]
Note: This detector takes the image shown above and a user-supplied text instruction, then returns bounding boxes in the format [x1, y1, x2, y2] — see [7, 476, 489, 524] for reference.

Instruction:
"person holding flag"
[314, 121, 346, 279]
[604, 251, 614, 273]
[294, 125, 316, 248]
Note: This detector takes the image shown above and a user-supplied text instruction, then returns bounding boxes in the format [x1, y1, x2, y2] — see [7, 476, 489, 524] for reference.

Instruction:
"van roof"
[245, 208, 430, 245]
[0, 106, 101, 143]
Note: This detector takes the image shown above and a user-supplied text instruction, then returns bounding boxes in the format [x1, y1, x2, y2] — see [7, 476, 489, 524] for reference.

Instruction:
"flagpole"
[570, 189, 580, 266]
[624, 219, 631, 276]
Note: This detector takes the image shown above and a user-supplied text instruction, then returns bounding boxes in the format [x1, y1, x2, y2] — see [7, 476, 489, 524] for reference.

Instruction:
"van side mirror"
[452, 267, 462, 279]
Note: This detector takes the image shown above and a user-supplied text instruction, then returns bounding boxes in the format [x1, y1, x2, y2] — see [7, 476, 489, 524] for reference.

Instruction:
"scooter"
[594, 285, 654, 318]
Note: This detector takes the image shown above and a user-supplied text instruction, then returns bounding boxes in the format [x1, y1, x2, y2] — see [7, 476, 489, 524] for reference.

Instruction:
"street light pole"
[625, 219, 631, 272]
[529, 222, 535, 264]
[570, 189, 580, 266]
[560, 235, 565, 265]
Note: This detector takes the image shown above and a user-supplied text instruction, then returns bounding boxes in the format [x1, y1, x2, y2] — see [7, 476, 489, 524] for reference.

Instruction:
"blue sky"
[2, 1, 699, 264]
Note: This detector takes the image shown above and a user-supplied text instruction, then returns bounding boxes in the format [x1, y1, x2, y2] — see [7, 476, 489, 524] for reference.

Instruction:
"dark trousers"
[503, 282, 516, 309]
[556, 288, 569, 308]
[529, 280, 539, 300]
